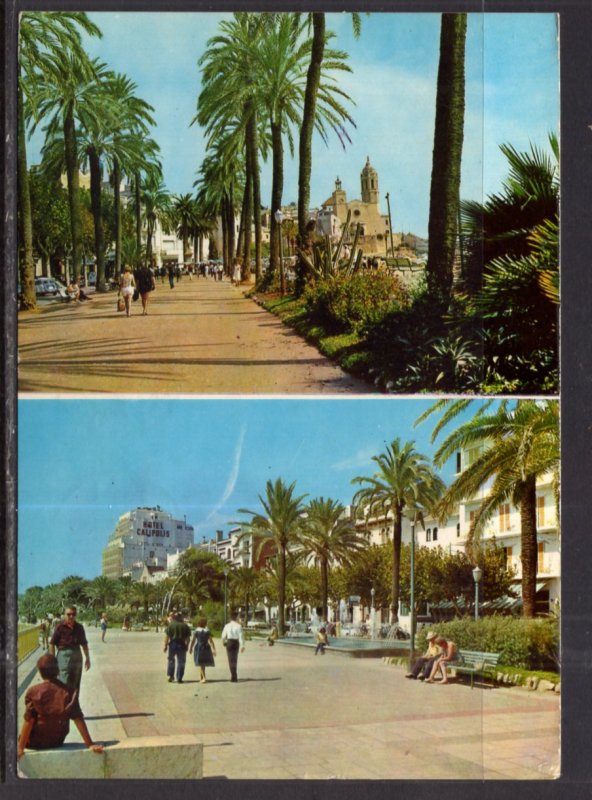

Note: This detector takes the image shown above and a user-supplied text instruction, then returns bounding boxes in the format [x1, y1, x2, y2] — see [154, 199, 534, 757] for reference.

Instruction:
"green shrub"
[416, 616, 559, 671]
[304, 272, 409, 335]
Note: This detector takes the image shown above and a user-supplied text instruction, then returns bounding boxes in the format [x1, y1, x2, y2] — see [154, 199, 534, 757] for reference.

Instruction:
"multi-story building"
[101, 506, 195, 579]
[350, 447, 560, 627]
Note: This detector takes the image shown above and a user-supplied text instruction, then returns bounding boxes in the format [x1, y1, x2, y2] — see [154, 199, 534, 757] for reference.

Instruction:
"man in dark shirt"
[49, 606, 91, 699]
[18, 654, 103, 759]
[163, 612, 191, 683]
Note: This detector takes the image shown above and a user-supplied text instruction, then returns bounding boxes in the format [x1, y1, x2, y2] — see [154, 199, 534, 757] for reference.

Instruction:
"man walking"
[163, 612, 191, 683]
[221, 611, 245, 683]
[49, 606, 91, 700]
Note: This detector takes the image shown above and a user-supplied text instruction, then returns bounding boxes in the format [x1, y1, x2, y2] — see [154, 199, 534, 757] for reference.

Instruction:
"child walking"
[315, 627, 329, 655]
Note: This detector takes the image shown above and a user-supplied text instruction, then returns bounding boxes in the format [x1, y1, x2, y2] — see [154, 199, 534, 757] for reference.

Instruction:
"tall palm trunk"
[112, 156, 122, 274]
[88, 146, 106, 292]
[146, 217, 154, 266]
[236, 183, 248, 260]
[221, 196, 230, 274]
[246, 106, 261, 282]
[320, 557, 329, 621]
[63, 104, 83, 281]
[269, 119, 284, 285]
[426, 12, 467, 301]
[242, 156, 253, 280]
[18, 86, 36, 310]
[391, 508, 404, 623]
[278, 545, 286, 636]
[134, 171, 142, 256]
[226, 183, 236, 272]
[296, 12, 325, 293]
[519, 474, 538, 618]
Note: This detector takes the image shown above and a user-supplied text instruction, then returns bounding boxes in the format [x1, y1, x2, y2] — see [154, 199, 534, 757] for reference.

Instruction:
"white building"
[102, 506, 195, 579]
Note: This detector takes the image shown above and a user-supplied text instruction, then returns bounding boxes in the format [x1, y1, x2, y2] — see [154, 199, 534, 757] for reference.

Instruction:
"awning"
[535, 582, 549, 593]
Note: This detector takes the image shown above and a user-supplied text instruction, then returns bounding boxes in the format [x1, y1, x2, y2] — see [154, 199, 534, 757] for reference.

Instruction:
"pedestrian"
[175, 264, 181, 282]
[405, 631, 442, 680]
[167, 264, 175, 289]
[100, 614, 108, 643]
[38, 619, 49, 650]
[189, 617, 217, 684]
[217, 263, 223, 281]
[425, 636, 458, 684]
[118, 265, 135, 316]
[221, 611, 245, 683]
[315, 626, 329, 655]
[163, 612, 191, 683]
[266, 625, 278, 646]
[49, 606, 91, 700]
[135, 265, 155, 315]
[232, 258, 242, 286]
[17, 655, 103, 760]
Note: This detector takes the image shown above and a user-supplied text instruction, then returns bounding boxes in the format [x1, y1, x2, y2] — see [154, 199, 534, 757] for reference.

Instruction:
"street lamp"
[223, 566, 230, 626]
[370, 586, 377, 640]
[274, 209, 286, 295]
[472, 566, 482, 621]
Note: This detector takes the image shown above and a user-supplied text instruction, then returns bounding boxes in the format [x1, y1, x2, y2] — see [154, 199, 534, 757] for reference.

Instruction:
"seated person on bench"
[18, 654, 103, 759]
[405, 631, 442, 679]
[425, 636, 458, 684]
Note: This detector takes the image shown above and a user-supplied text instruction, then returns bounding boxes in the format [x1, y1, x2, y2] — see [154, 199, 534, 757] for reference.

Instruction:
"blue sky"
[25, 12, 559, 238]
[18, 397, 491, 591]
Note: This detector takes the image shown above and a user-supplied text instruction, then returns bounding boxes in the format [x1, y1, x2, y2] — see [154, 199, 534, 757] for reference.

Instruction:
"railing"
[18, 626, 40, 664]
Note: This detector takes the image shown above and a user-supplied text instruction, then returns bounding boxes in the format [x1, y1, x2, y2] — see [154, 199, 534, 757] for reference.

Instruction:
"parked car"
[34, 277, 69, 300]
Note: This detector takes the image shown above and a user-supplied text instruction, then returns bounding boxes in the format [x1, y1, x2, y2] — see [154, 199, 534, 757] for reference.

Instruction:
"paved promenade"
[18, 277, 370, 395]
[17, 627, 560, 780]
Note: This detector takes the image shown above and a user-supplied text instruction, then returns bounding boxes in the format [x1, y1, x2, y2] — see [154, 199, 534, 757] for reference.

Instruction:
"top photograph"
[16, 11, 559, 396]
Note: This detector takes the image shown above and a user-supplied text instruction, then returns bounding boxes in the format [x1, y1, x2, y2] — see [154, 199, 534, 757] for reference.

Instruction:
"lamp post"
[472, 566, 482, 621]
[274, 209, 286, 295]
[385, 192, 395, 258]
[223, 566, 230, 626]
[370, 587, 376, 639]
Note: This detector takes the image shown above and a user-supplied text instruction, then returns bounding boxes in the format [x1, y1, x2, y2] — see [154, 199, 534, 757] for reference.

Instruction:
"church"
[317, 157, 399, 257]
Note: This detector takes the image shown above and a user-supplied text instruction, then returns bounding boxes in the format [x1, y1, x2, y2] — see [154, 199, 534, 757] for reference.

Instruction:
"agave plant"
[298, 210, 363, 282]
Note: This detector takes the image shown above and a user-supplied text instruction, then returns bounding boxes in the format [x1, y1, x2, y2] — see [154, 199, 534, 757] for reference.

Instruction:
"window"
[426, 528, 432, 542]
[371, 179, 375, 189]
[466, 446, 481, 467]
[456, 452, 462, 473]
[499, 504, 511, 532]
[432, 527, 438, 542]
[354, 209, 361, 217]
[504, 546, 513, 571]
[538, 541, 545, 573]
[537, 496, 546, 527]
[456, 523, 461, 538]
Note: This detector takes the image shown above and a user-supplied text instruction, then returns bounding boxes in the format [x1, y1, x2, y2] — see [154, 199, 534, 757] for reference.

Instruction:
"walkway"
[17, 627, 560, 780]
[18, 278, 371, 395]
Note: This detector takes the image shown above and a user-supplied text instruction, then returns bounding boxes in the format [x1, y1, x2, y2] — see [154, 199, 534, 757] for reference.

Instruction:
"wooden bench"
[446, 650, 500, 688]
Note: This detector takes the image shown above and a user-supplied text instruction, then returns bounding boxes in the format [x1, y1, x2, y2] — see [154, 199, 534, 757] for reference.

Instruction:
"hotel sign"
[137, 519, 170, 538]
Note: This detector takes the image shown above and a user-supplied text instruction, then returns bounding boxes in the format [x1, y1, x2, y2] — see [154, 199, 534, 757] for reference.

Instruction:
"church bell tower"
[360, 157, 379, 206]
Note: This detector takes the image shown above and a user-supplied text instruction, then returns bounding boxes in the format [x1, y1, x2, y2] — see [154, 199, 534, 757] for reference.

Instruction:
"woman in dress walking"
[189, 617, 216, 683]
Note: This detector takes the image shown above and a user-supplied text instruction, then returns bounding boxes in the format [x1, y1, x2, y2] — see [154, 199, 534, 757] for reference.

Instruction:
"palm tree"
[296, 11, 363, 291]
[140, 172, 172, 267]
[425, 12, 467, 301]
[352, 439, 445, 623]
[229, 567, 261, 624]
[18, 12, 102, 306]
[253, 15, 355, 286]
[84, 575, 117, 611]
[33, 50, 108, 282]
[197, 13, 267, 281]
[461, 137, 559, 389]
[421, 399, 559, 618]
[299, 497, 365, 622]
[172, 194, 198, 265]
[236, 478, 308, 635]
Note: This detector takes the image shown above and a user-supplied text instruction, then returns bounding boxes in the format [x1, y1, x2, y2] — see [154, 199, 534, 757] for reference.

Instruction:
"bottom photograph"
[16, 397, 560, 780]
